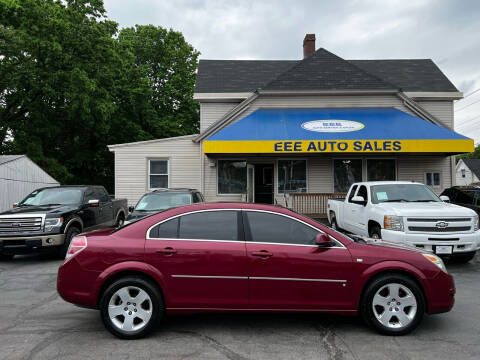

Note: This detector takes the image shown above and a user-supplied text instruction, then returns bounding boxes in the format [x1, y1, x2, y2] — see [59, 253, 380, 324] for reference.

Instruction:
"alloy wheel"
[372, 283, 417, 329]
[108, 286, 152, 332]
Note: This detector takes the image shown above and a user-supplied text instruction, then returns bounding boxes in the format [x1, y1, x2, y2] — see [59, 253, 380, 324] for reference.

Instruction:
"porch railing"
[289, 193, 347, 217]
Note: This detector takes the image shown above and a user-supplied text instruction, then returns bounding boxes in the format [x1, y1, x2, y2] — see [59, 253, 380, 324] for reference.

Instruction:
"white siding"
[0, 157, 59, 212]
[455, 159, 479, 186]
[111, 136, 201, 206]
[397, 156, 452, 194]
[416, 100, 454, 129]
[200, 102, 239, 132]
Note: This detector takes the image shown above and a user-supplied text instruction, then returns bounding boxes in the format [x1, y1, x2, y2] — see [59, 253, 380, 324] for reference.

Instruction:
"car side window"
[179, 211, 239, 241]
[149, 218, 179, 239]
[192, 192, 203, 203]
[348, 185, 358, 203]
[357, 185, 368, 202]
[84, 189, 95, 203]
[455, 190, 476, 205]
[245, 211, 318, 245]
[95, 187, 109, 203]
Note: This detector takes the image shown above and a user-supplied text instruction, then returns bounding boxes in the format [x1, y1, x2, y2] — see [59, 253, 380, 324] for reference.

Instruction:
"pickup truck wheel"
[115, 214, 125, 228]
[58, 226, 81, 259]
[361, 274, 425, 335]
[451, 251, 476, 263]
[369, 225, 382, 239]
[330, 216, 339, 231]
[100, 276, 164, 339]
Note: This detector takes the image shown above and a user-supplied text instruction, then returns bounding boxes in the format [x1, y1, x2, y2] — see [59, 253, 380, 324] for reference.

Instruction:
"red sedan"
[57, 203, 455, 339]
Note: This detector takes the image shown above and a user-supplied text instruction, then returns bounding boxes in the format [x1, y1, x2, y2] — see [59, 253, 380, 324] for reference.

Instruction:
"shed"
[0, 155, 59, 212]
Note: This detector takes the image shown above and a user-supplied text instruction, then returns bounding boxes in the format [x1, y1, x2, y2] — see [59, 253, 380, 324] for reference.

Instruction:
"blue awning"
[203, 108, 473, 154]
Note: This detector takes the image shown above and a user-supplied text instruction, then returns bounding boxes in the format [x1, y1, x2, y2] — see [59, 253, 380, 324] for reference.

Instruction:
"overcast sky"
[104, 0, 480, 143]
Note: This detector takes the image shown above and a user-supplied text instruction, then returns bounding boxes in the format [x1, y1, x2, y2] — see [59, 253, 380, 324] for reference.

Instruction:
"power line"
[456, 87, 480, 101]
[455, 97, 480, 112]
[456, 113, 480, 127]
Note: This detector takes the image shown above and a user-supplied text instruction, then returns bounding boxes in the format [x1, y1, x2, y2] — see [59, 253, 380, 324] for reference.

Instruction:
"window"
[455, 190, 478, 205]
[179, 211, 239, 240]
[150, 218, 179, 238]
[93, 187, 109, 202]
[367, 159, 396, 181]
[348, 185, 358, 203]
[371, 184, 440, 204]
[461, 168, 466, 178]
[218, 160, 247, 194]
[278, 160, 307, 193]
[334, 159, 362, 193]
[425, 172, 440, 187]
[357, 185, 368, 202]
[192, 192, 204, 203]
[245, 211, 318, 245]
[149, 160, 168, 189]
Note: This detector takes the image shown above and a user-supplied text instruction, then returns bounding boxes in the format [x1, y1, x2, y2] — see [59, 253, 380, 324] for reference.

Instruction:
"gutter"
[397, 92, 445, 127]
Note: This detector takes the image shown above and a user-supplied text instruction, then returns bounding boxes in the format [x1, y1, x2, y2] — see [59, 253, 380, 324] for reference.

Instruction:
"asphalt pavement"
[0, 253, 479, 360]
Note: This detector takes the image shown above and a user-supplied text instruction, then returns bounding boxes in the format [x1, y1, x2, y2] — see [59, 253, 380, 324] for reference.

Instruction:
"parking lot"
[0, 253, 478, 360]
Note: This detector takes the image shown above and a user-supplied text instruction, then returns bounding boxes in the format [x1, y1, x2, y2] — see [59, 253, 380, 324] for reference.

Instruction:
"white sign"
[301, 119, 365, 133]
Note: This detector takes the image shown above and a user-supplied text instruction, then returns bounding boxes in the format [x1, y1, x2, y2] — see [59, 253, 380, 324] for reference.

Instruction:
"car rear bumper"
[425, 271, 455, 314]
[381, 229, 480, 254]
[0, 234, 65, 254]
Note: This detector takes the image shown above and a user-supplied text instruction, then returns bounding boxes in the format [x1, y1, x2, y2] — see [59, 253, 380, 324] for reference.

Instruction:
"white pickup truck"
[327, 181, 480, 262]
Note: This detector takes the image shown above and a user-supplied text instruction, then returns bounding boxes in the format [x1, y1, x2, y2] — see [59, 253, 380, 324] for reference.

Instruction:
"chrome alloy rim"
[372, 283, 417, 329]
[108, 286, 152, 332]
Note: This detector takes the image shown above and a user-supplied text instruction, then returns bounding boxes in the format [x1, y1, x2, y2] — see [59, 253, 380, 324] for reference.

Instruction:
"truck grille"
[408, 226, 471, 232]
[0, 217, 43, 233]
[406, 217, 473, 234]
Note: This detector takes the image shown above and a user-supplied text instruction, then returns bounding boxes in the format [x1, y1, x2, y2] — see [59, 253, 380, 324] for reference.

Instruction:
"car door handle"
[251, 250, 273, 258]
[156, 247, 177, 255]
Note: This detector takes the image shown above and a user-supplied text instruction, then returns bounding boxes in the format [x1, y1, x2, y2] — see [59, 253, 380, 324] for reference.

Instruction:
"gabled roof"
[194, 51, 459, 93]
[0, 155, 24, 166]
[262, 48, 394, 91]
[461, 158, 480, 178]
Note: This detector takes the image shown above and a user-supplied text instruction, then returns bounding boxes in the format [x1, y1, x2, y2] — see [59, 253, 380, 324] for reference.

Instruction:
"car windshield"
[371, 184, 441, 204]
[20, 188, 84, 206]
[135, 192, 192, 211]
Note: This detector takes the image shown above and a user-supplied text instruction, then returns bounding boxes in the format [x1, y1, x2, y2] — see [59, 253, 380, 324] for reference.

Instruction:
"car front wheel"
[361, 274, 425, 335]
[100, 276, 163, 339]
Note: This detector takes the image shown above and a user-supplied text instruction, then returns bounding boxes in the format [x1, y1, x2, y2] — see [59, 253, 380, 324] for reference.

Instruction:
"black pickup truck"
[0, 185, 128, 259]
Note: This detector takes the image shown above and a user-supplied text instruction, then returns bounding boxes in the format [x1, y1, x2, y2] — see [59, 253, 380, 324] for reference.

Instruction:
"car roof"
[160, 202, 288, 213]
[149, 188, 199, 193]
[353, 181, 423, 186]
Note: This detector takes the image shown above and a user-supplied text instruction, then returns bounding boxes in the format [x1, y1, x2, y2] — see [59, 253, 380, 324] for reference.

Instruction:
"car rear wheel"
[115, 213, 125, 228]
[100, 276, 163, 339]
[361, 274, 425, 335]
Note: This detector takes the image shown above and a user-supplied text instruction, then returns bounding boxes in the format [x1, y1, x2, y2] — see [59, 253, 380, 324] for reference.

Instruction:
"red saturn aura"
[57, 202, 455, 339]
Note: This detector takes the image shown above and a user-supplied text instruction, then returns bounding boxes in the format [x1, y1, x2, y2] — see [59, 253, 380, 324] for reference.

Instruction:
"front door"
[244, 210, 353, 310]
[145, 210, 248, 309]
[254, 164, 274, 204]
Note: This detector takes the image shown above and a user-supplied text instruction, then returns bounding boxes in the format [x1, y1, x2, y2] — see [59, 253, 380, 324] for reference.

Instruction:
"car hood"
[0, 204, 78, 216]
[126, 210, 159, 222]
[350, 234, 430, 255]
[375, 202, 476, 217]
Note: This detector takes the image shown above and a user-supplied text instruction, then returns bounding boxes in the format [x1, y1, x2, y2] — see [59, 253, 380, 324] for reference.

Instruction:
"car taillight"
[65, 235, 87, 260]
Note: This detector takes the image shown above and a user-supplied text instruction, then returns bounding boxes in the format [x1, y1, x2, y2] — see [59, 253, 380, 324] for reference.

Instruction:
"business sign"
[301, 120, 365, 133]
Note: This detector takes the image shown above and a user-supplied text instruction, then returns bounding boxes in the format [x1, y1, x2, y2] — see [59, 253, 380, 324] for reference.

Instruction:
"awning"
[203, 108, 473, 154]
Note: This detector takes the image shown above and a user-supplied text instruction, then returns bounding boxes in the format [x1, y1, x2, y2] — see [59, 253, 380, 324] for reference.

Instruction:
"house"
[108, 34, 473, 215]
[0, 155, 59, 212]
[456, 158, 480, 186]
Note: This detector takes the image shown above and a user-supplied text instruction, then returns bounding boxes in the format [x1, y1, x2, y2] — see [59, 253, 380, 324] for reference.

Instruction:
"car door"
[95, 187, 114, 227]
[82, 189, 100, 230]
[343, 185, 358, 232]
[351, 185, 369, 236]
[144, 209, 248, 309]
[244, 210, 354, 310]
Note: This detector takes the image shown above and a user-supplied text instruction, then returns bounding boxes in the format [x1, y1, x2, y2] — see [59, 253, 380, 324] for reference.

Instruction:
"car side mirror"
[316, 233, 334, 247]
[128, 206, 135, 213]
[12, 202, 18, 208]
[88, 199, 100, 207]
[351, 195, 366, 205]
[440, 195, 450, 203]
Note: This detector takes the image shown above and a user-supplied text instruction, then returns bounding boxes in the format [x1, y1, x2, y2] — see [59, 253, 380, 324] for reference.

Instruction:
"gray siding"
[200, 102, 240, 132]
[397, 156, 452, 194]
[0, 157, 59, 212]
[111, 136, 201, 206]
[416, 100, 454, 129]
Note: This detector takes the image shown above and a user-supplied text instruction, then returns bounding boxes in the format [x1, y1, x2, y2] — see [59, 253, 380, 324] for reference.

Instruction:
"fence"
[289, 193, 347, 217]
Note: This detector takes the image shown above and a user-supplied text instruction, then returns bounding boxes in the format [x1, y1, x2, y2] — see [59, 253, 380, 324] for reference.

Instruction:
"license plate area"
[435, 245, 453, 254]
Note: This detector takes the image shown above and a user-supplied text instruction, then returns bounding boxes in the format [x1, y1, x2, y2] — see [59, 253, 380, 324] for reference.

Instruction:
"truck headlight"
[45, 217, 63, 232]
[474, 215, 479, 231]
[384, 215, 404, 232]
[423, 253, 447, 273]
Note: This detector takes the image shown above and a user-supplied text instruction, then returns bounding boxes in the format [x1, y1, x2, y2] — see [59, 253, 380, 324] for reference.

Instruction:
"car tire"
[330, 214, 340, 231]
[361, 274, 425, 336]
[58, 226, 81, 259]
[369, 225, 382, 239]
[451, 251, 476, 263]
[0, 253, 14, 261]
[100, 276, 164, 339]
[115, 213, 125, 228]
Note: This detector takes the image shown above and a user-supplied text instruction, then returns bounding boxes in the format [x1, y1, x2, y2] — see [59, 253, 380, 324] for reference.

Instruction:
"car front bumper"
[0, 234, 65, 254]
[424, 270, 455, 314]
[381, 229, 480, 254]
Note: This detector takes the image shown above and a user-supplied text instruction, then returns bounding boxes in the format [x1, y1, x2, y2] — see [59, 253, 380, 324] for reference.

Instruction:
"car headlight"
[45, 217, 63, 231]
[423, 253, 447, 273]
[384, 215, 404, 232]
[473, 215, 479, 231]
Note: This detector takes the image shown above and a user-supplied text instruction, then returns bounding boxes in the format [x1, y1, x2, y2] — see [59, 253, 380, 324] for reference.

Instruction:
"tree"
[457, 144, 480, 162]
[0, 0, 199, 192]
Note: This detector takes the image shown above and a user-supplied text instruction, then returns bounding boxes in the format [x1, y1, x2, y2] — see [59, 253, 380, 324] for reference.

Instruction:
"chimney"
[303, 34, 316, 58]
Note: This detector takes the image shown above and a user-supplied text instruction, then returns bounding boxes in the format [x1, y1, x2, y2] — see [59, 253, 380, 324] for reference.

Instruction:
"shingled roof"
[194, 49, 458, 93]
[462, 159, 480, 179]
